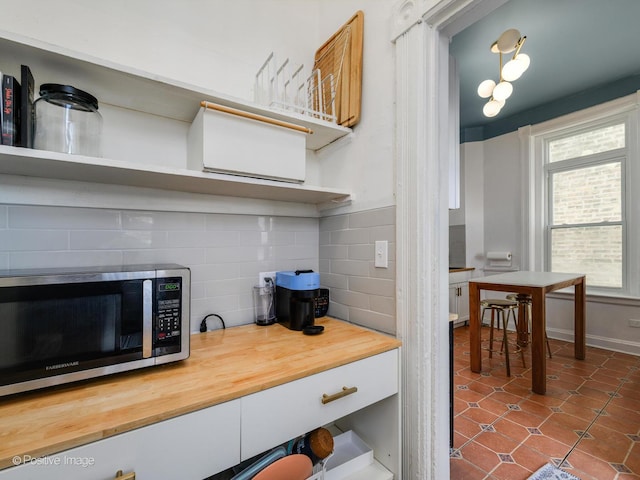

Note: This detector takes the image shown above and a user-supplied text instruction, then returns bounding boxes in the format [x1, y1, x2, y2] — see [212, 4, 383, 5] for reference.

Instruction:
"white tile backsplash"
[331, 228, 371, 245]
[8, 206, 122, 229]
[122, 211, 206, 231]
[0, 230, 69, 251]
[1, 203, 397, 335]
[320, 206, 396, 335]
[295, 231, 319, 246]
[168, 230, 238, 248]
[330, 259, 371, 277]
[1, 204, 320, 332]
[8, 250, 124, 269]
[0, 206, 7, 227]
[349, 208, 395, 228]
[70, 230, 168, 250]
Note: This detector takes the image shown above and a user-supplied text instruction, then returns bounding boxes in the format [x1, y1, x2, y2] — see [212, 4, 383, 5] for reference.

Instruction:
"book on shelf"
[1, 74, 21, 146]
[20, 65, 35, 148]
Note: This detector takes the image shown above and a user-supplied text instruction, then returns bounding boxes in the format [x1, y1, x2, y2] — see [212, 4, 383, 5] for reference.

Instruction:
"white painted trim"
[392, 1, 510, 478]
[390, 0, 509, 42]
[528, 92, 640, 137]
[525, 91, 640, 297]
[395, 19, 453, 480]
[390, 0, 424, 41]
[547, 328, 640, 357]
[547, 291, 640, 307]
[395, 25, 430, 479]
[518, 126, 533, 271]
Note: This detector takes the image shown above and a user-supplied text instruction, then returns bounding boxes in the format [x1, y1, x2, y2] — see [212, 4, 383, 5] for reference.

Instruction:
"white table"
[469, 271, 586, 394]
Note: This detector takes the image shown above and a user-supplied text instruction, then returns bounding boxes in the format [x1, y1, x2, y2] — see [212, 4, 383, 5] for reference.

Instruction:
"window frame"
[546, 145, 625, 291]
[525, 92, 640, 299]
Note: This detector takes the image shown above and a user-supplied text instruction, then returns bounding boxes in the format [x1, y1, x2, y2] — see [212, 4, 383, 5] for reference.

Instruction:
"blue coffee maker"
[275, 270, 320, 331]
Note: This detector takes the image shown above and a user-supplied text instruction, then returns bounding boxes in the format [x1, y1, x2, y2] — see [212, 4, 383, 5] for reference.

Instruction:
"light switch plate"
[375, 240, 388, 268]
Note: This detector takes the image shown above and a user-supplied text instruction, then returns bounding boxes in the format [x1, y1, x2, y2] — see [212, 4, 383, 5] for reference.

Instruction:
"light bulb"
[477, 79, 496, 98]
[515, 53, 530, 72]
[502, 59, 524, 81]
[492, 81, 513, 101]
[483, 99, 502, 118]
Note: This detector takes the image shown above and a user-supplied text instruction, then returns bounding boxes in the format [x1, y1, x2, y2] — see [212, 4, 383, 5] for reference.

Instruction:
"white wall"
[2, 0, 318, 100]
[460, 142, 485, 271]
[314, 2, 396, 214]
[482, 131, 522, 270]
[461, 132, 640, 355]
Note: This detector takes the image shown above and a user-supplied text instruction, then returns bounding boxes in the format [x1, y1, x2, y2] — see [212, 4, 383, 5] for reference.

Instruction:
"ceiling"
[450, 0, 640, 140]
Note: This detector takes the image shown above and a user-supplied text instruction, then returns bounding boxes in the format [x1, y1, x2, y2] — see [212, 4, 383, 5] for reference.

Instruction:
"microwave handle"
[143, 279, 153, 358]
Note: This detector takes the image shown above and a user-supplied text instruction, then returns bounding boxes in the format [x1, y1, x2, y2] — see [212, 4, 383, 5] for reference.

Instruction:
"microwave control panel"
[155, 277, 183, 352]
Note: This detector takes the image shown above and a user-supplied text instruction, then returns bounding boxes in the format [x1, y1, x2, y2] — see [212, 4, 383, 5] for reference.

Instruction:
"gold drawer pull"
[115, 470, 136, 480]
[322, 386, 358, 404]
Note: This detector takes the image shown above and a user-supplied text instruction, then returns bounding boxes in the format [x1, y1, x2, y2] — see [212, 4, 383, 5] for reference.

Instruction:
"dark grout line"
[451, 353, 538, 456]
[452, 326, 640, 477]
[453, 331, 601, 458]
[560, 357, 640, 466]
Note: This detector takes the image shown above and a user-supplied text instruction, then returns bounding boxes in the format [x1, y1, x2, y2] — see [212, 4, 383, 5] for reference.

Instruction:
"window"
[547, 124, 624, 289]
[529, 95, 639, 298]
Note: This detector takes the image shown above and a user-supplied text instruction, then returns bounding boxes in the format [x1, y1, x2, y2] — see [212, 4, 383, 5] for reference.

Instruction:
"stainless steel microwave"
[0, 264, 190, 397]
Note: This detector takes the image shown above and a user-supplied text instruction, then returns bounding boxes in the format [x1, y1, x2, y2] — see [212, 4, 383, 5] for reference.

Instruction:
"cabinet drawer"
[0, 399, 240, 480]
[241, 349, 398, 460]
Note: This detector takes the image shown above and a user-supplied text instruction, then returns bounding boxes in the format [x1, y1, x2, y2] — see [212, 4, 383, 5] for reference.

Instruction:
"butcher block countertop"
[449, 267, 475, 273]
[0, 317, 400, 471]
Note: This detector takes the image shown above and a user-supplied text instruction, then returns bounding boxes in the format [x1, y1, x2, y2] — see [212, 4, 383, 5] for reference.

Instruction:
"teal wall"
[461, 74, 640, 143]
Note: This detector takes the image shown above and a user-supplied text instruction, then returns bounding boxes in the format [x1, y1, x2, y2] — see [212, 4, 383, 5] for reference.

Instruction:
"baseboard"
[547, 327, 640, 357]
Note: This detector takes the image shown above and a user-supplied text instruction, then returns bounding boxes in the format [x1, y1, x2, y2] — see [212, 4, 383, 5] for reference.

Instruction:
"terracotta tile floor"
[450, 325, 640, 479]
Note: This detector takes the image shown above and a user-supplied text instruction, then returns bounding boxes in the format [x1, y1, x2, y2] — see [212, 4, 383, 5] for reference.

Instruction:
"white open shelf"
[0, 30, 352, 207]
[0, 145, 351, 205]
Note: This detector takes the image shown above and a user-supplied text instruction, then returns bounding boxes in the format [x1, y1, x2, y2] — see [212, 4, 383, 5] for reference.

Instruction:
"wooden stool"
[506, 293, 552, 358]
[481, 298, 526, 376]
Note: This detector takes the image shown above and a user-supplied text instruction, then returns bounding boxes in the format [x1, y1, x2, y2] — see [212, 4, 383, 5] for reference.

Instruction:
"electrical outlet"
[258, 271, 276, 287]
[629, 319, 640, 328]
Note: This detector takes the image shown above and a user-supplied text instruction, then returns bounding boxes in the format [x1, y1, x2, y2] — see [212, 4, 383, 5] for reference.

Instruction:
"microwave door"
[142, 279, 153, 358]
[0, 279, 147, 387]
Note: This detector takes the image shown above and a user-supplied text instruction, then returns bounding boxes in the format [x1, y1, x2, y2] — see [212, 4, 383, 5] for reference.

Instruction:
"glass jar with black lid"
[34, 83, 103, 157]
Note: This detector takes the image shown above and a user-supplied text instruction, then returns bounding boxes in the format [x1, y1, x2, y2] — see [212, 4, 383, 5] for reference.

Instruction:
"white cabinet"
[241, 350, 398, 461]
[449, 269, 474, 323]
[0, 350, 400, 480]
[449, 281, 470, 322]
[0, 399, 241, 480]
[0, 30, 352, 208]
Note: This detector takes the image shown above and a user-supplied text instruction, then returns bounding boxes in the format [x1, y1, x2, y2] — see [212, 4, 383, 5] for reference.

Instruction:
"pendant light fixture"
[478, 28, 530, 118]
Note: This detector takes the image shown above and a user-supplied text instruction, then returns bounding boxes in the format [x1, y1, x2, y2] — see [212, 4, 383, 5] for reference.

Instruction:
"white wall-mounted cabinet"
[0, 30, 352, 208]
